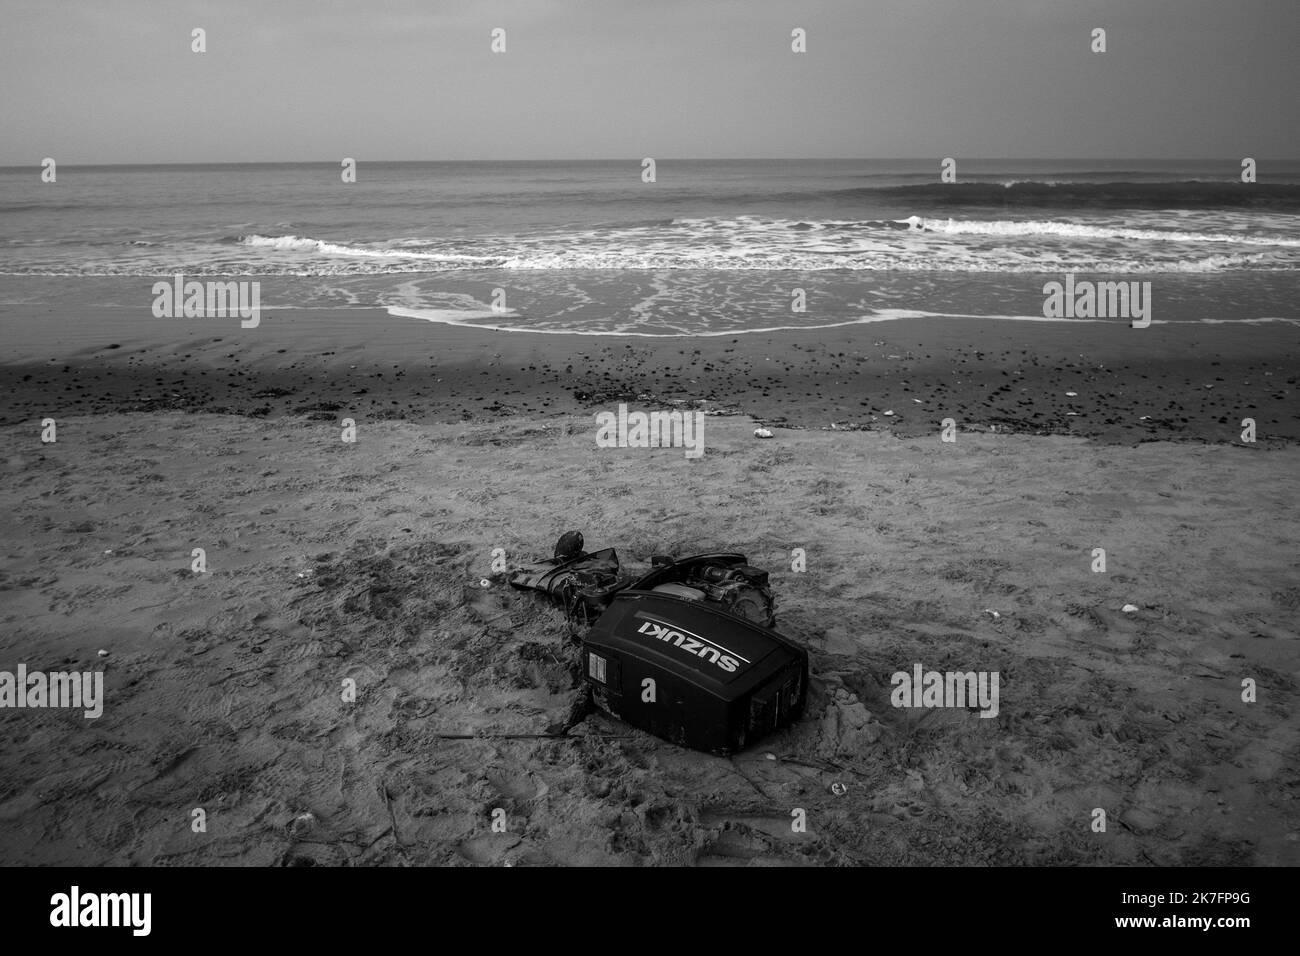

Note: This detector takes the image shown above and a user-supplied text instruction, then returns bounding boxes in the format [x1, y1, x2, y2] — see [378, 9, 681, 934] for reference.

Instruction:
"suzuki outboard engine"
[509, 536, 807, 755]
[582, 552, 804, 755]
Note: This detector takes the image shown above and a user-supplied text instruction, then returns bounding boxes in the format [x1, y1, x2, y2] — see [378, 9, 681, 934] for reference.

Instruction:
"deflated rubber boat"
[510, 533, 808, 755]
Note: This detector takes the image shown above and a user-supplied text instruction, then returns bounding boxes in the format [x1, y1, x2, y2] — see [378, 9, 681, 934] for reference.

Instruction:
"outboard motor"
[583, 552, 803, 755]
[510, 534, 808, 755]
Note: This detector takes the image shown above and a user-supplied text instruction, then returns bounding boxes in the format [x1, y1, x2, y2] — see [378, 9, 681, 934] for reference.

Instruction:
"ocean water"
[2, 159, 1298, 335]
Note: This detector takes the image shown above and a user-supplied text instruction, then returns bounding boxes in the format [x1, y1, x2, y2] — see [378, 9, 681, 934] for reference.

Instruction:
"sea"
[2, 159, 1298, 336]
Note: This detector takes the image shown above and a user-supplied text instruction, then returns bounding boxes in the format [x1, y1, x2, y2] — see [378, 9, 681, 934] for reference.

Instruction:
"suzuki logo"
[636, 620, 741, 673]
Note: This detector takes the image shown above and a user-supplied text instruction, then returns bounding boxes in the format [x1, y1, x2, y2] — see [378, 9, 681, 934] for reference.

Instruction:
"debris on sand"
[816, 686, 882, 759]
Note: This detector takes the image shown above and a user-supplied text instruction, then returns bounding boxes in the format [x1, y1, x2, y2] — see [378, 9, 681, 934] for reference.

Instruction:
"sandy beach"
[6, 0, 1300, 931]
[1, 337, 1297, 864]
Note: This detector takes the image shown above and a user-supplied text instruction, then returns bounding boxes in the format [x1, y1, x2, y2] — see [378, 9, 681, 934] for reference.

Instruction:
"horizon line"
[4, 156, 1293, 170]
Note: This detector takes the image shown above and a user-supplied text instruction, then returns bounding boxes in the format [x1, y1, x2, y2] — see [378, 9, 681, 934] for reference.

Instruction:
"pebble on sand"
[1122, 604, 1139, 613]
[754, 428, 774, 439]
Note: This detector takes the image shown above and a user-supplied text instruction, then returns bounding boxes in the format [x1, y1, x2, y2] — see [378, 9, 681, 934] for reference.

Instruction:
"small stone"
[1122, 604, 1139, 613]
[753, 428, 774, 439]
[97, 649, 108, 657]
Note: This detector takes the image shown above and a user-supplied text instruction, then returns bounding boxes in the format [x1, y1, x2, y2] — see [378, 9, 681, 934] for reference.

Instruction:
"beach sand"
[1, 405, 1297, 865]
[1, 303, 1297, 865]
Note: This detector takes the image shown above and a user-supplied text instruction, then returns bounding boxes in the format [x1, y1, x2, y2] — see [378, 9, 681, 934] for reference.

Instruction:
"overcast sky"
[2, 0, 1296, 164]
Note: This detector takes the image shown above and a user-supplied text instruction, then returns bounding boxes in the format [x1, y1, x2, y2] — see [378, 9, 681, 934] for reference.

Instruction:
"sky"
[1, 0, 1296, 164]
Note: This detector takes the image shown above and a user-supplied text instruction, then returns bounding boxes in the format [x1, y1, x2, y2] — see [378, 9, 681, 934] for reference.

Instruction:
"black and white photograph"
[0, 0, 1295, 929]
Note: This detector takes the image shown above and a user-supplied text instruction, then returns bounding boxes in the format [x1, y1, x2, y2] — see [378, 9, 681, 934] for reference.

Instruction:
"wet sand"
[2, 305, 1297, 445]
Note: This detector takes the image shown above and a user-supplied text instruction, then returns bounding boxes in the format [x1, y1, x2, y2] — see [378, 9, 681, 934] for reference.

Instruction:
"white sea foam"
[229, 217, 1297, 275]
[240, 234, 498, 263]
[383, 300, 1300, 336]
[387, 306, 515, 324]
[907, 216, 1300, 247]
[384, 305, 1119, 336]
[14, 215, 1291, 277]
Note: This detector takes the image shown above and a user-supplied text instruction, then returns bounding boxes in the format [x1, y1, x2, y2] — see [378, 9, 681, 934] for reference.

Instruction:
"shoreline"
[2, 306, 1297, 444]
